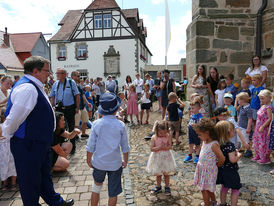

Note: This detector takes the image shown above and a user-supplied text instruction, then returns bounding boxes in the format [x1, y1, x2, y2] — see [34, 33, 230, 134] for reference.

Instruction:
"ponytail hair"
[153, 120, 169, 138]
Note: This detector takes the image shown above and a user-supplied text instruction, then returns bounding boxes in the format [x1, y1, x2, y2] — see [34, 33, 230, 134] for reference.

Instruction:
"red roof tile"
[0, 47, 24, 70]
[122, 8, 138, 18]
[86, 0, 119, 10]
[10, 32, 41, 52]
[49, 10, 82, 42]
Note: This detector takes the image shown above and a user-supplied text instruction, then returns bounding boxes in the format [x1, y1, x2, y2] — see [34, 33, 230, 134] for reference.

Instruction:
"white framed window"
[104, 14, 112, 28]
[77, 44, 87, 60]
[58, 45, 66, 61]
[95, 15, 102, 29]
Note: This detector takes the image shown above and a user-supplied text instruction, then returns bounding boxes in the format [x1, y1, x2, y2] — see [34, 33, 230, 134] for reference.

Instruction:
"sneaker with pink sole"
[257, 159, 271, 164]
[251, 155, 260, 162]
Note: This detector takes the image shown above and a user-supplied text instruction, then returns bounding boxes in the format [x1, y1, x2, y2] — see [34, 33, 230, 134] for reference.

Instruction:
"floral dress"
[252, 105, 272, 160]
[269, 108, 274, 150]
[194, 141, 218, 192]
[193, 76, 210, 117]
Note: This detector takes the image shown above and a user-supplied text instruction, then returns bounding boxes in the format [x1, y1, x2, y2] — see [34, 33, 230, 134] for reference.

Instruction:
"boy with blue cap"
[86, 92, 130, 206]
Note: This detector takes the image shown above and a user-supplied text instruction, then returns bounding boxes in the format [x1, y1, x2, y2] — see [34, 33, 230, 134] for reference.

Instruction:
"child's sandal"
[164, 187, 171, 196]
[151, 186, 162, 194]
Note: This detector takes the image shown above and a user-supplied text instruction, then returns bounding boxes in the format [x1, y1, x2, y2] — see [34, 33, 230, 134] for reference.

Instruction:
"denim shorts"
[93, 167, 123, 197]
[252, 109, 258, 120]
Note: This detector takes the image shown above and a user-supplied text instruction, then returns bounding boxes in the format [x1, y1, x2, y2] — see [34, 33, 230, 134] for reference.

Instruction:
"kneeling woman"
[51, 112, 81, 172]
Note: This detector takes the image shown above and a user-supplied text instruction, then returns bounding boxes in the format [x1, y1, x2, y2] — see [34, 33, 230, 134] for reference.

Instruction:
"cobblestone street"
[0, 104, 274, 206]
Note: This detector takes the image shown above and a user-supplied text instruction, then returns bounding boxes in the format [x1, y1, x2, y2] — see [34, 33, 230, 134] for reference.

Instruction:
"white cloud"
[141, 10, 192, 65]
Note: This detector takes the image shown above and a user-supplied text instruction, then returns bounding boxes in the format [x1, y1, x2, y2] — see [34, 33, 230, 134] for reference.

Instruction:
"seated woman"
[51, 112, 81, 172]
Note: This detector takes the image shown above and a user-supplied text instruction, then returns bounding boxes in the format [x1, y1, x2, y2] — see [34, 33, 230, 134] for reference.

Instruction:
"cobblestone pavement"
[0, 136, 126, 206]
[1, 103, 274, 206]
[127, 105, 274, 206]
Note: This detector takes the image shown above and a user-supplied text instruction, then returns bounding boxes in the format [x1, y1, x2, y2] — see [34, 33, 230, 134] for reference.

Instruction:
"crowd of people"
[0, 55, 273, 206]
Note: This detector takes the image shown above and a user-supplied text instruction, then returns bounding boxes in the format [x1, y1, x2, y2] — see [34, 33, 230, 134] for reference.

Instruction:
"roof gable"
[0, 47, 24, 70]
[10, 32, 41, 53]
[86, 0, 119, 10]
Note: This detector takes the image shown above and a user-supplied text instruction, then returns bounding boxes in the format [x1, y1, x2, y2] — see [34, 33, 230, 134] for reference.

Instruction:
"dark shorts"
[93, 167, 123, 197]
[188, 125, 200, 145]
[141, 103, 150, 110]
[161, 96, 168, 107]
[169, 121, 180, 132]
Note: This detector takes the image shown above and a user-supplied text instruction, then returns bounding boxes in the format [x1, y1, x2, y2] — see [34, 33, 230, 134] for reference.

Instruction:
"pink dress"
[252, 105, 272, 160]
[146, 136, 176, 175]
[127, 92, 138, 115]
[194, 141, 218, 192]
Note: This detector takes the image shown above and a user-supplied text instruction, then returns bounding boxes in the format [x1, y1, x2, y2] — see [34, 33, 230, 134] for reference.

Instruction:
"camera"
[55, 101, 64, 111]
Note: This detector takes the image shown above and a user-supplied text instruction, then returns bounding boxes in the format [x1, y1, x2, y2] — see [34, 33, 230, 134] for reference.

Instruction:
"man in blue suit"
[2, 56, 74, 206]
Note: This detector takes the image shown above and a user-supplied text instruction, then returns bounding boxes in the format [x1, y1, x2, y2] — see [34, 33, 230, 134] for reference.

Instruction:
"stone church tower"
[186, 0, 274, 99]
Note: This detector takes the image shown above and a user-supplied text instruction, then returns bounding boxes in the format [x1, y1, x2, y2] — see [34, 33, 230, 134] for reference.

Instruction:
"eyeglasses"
[253, 58, 260, 61]
[56, 72, 65, 74]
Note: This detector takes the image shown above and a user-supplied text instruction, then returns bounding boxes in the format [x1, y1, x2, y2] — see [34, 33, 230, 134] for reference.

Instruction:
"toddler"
[224, 93, 236, 119]
[234, 77, 251, 113]
[146, 120, 176, 196]
[224, 74, 237, 102]
[216, 121, 242, 206]
[184, 101, 203, 163]
[236, 92, 253, 157]
[252, 89, 272, 164]
[214, 107, 249, 150]
[250, 74, 264, 120]
[193, 118, 225, 206]
[85, 85, 95, 120]
[117, 92, 128, 122]
[140, 83, 151, 125]
[127, 84, 139, 126]
[215, 79, 226, 107]
[167, 92, 185, 145]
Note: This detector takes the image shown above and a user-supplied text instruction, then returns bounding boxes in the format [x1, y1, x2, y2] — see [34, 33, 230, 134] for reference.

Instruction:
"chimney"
[3, 27, 10, 47]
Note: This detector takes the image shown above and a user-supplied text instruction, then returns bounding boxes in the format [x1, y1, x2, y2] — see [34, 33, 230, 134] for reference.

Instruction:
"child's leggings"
[221, 185, 240, 196]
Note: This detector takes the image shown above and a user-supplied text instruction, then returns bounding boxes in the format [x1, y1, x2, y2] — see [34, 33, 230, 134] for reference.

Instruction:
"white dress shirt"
[133, 78, 143, 94]
[2, 75, 56, 139]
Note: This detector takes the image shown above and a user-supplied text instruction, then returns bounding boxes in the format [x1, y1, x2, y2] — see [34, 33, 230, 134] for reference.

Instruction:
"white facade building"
[49, 0, 152, 83]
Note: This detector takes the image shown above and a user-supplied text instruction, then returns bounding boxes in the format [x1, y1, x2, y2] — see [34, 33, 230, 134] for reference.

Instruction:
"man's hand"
[75, 108, 79, 114]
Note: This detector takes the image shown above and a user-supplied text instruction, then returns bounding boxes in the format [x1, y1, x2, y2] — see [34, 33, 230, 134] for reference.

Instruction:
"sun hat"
[224, 93, 233, 99]
[98, 93, 121, 115]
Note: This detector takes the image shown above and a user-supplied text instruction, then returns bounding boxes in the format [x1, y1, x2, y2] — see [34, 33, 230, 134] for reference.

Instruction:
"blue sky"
[0, 0, 192, 64]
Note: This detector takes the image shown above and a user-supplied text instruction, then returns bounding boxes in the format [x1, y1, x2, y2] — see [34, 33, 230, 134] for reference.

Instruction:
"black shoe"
[81, 134, 89, 140]
[144, 132, 154, 140]
[61, 198, 74, 206]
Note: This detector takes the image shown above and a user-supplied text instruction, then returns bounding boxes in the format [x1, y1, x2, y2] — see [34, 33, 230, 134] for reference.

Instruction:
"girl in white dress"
[146, 120, 176, 195]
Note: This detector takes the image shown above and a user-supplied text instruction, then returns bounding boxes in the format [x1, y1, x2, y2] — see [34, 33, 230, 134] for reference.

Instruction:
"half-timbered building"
[49, 0, 152, 83]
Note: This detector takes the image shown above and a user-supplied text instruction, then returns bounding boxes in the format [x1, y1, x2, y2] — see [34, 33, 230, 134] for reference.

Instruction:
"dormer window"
[76, 44, 88, 60]
[95, 15, 102, 29]
[104, 14, 112, 28]
[57, 45, 66, 61]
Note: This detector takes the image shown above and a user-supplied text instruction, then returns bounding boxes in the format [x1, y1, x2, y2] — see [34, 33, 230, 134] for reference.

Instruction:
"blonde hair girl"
[252, 89, 272, 164]
[215, 121, 242, 206]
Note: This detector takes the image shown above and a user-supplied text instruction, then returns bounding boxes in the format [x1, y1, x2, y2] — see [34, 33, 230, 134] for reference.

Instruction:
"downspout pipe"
[256, 0, 268, 57]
